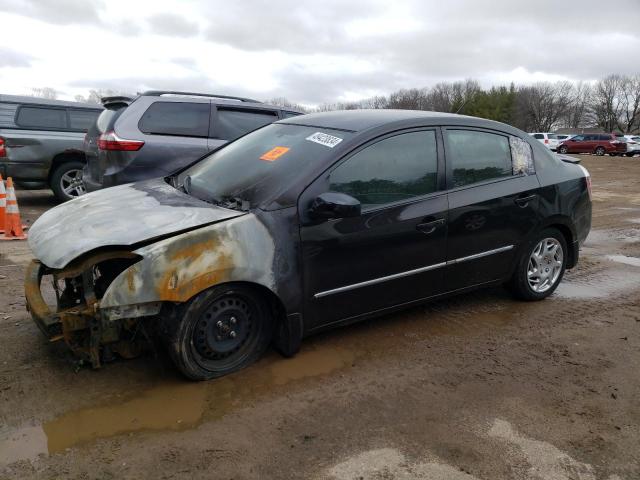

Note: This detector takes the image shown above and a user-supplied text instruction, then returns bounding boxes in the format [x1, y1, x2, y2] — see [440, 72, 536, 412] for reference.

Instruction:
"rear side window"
[547, 134, 558, 139]
[329, 130, 438, 210]
[533, 134, 544, 139]
[16, 106, 66, 129]
[216, 108, 279, 141]
[139, 102, 210, 137]
[598, 134, 611, 141]
[69, 109, 100, 131]
[446, 130, 512, 188]
[281, 111, 301, 119]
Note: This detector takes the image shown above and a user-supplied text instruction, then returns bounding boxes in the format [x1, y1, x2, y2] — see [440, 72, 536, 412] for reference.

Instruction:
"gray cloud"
[147, 13, 199, 37]
[0, 0, 104, 25]
[0, 47, 34, 67]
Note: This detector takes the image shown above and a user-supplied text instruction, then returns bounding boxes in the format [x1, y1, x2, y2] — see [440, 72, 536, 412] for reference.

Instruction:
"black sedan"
[25, 110, 592, 380]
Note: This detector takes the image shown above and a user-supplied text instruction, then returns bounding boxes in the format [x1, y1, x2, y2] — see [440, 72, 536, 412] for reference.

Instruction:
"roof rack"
[141, 90, 261, 103]
[101, 95, 133, 105]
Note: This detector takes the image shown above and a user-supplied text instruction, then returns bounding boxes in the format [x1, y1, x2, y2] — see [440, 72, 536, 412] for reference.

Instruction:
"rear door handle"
[515, 194, 537, 207]
[416, 218, 445, 235]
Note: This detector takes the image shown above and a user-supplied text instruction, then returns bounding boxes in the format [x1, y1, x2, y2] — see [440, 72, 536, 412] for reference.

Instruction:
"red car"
[558, 133, 626, 156]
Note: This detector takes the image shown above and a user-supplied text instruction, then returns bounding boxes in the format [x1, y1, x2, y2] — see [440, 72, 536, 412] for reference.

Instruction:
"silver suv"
[0, 95, 102, 201]
[83, 91, 303, 192]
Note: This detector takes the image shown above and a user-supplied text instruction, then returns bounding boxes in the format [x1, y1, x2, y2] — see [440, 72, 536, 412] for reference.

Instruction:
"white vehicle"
[530, 132, 560, 151]
[555, 134, 574, 143]
[623, 135, 640, 157]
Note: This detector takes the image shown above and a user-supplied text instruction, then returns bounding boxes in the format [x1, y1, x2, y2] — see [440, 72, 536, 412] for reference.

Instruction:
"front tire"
[558, 145, 569, 154]
[595, 146, 606, 156]
[168, 285, 273, 380]
[50, 160, 87, 202]
[507, 229, 567, 301]
[627, 153, 635, 157]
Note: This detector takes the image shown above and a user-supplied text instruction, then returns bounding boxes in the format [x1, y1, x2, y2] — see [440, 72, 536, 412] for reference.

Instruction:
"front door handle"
[416, 218, 445, 235]
[515, 194, 537, 208]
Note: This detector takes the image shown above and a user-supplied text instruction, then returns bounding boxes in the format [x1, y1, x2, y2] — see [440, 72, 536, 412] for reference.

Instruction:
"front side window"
[139, 102, 210, 137]
[446, 130, 512, 188]
[572, 135, 584, 141]
[329, 130, 438, 210]
[215, 109, 278, 141]
[16, 106, 67, 129]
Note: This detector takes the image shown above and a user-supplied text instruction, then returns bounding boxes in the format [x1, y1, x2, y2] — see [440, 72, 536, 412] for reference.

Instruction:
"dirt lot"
[1, 155, 639, 480]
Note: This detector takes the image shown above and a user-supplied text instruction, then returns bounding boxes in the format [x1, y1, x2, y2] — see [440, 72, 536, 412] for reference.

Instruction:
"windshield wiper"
[219, 196, 250, 212]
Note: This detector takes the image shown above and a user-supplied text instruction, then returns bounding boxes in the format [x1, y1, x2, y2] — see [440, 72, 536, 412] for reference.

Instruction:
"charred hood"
[28, 179, 245, 269]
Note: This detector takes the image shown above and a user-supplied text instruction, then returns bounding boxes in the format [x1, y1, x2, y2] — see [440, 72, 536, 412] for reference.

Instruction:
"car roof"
[278, 109, 510, 133]
[136, 91, 304, 113]
[0, 94, 103, 109]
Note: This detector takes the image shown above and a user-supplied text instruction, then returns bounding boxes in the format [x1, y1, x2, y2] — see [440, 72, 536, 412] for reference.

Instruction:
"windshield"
[177, 123, 353, 209]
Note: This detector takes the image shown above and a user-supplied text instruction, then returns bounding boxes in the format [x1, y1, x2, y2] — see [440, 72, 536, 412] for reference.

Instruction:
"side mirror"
[308, 192, 361, 220]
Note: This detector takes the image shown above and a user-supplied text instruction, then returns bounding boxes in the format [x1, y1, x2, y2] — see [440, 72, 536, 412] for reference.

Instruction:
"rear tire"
[50, 160, 87, 202]
[507, 228, 567, 301]
[558, 145, 568, 154]
[627, 153, 635, 157]
[595, 146, 606, 156]
[167, 285, 273, 381]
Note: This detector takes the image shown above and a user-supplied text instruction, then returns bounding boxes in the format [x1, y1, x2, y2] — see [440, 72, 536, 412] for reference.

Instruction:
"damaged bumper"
[24, 258, 161, 368]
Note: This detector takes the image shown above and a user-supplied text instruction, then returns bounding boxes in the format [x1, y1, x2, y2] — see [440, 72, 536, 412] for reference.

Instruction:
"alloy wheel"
[60, 168, 86, 197]
[527, 238, 563, 293]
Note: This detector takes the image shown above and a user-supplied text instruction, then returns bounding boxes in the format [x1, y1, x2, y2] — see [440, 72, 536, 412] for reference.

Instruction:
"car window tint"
[281, 111, 302, 119]
[329, 130, 438, 210]
[216, 109, 278, 141]
[599, 134, 610, 141]
[533, 134, 544, 139]
[447, 130, 512, 187]
[69, 109, 100, 131]
[572, 135, 584, 141]
[16, 106, 67, 129]
[139, 102, 210, 137]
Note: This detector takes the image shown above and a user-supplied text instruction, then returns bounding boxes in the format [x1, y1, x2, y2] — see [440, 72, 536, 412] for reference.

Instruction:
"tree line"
[271, 74, 640, 134]
[28, 73, 640, 134]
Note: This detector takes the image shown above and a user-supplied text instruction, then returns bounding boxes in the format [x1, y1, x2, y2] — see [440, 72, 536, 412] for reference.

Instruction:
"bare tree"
[562, 81, 592, 129]
[618, 75, 640, 133]
[30, 87, 58, 100]
[266, 97, 309, 112]
[590, 75, 626, 132]
[515, 82, 573, 131]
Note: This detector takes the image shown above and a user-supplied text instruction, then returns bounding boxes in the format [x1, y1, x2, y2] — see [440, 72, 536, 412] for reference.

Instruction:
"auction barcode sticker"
[306, 132, 343, 148]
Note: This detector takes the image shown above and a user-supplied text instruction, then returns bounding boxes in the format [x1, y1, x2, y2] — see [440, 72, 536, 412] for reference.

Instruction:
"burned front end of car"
[25, 251, 161, 368]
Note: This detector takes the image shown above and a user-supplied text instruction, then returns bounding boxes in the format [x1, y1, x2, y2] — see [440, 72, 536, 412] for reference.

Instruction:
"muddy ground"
[1, 155, 639, 480]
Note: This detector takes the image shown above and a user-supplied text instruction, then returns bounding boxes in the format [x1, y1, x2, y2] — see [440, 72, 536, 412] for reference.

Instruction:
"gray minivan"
[0, 95, 102, 201]
[83, 91, 303, 192]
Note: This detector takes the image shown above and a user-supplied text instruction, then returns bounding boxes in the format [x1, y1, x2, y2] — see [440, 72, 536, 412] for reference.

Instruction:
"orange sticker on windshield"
[260, 146, 290, 162]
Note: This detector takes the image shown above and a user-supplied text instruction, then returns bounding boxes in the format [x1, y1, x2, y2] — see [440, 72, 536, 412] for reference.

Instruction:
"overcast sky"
[0, 0, 639, 106]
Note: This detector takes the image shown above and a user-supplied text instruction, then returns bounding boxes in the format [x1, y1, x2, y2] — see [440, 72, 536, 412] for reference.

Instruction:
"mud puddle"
[605, 254, 640, 268]
[0, 346, 356, 463]
[555, 268, 639, 299]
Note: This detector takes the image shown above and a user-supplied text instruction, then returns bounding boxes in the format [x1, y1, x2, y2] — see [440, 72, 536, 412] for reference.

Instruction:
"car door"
[300, 128, 448, 330]
[443, 128, 540, 291]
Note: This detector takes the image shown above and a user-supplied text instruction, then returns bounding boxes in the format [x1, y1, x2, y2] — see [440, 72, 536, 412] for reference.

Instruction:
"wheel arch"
[47, 150, 86, 183]
[536, 218, 577, 268]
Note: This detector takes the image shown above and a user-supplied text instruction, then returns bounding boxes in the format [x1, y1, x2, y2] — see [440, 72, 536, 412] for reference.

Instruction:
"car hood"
[28, 179, 245, 269]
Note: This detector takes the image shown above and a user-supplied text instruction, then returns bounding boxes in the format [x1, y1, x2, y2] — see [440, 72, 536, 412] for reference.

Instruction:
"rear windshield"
[96, 106, 125, 133]
[177, 123, 353, 208]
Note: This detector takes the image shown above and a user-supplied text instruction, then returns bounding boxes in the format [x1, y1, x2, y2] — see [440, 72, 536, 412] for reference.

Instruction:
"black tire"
[595, 146, 606, 156]
[627, 153, 635, 157]
[609, 152, 618, 157]
[50, 160, 86, 202]
[507, 228, 568, 301]
[167, 285, 273, 380]
[558, 145, 568, 154]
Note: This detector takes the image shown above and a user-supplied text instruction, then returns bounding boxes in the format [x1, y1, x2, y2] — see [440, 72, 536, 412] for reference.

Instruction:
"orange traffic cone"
[1, 177, 27, 240]
[0, 174, 5, 233]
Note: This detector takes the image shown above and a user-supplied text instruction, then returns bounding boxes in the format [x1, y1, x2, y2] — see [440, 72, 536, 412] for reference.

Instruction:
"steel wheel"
[527, 238, 563, 293]
[193, 296, 253, 361]
[60, 168, 86, 197]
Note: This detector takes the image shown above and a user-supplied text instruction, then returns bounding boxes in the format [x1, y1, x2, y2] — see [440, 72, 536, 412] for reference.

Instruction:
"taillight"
[0, 137, 5, 157]
[97, 131, 144, 151]
[544, 139, 549, 144]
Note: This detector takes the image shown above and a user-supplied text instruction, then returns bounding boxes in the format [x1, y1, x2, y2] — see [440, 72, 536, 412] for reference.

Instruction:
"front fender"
[101, 214, 276, 307]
